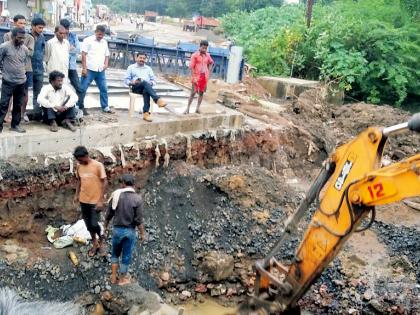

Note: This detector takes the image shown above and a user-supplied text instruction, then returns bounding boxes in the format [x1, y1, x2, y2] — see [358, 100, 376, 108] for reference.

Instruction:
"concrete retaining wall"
[258, 76, 344, 105]
[0, 112, 244, 159]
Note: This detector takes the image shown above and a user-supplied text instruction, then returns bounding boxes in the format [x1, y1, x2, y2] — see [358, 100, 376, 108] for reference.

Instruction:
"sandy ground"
[78, 18, 226, 47]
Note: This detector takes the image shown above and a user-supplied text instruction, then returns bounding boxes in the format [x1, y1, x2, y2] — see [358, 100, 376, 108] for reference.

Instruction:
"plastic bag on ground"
[45, 225, 60, 243]
[61, 219, 105, 242]
[53, 236, 74, 249]
[61, 219, 92, 241]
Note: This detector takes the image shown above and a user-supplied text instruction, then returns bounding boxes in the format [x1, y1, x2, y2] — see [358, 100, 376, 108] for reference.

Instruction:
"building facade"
[3, 0, 31, 18]
[1, 0, 92, 25]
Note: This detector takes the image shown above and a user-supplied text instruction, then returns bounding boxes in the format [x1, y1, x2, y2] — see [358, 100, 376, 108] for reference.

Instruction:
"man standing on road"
[4, 14, 34, 123]
[125, 52, 167, 122]
[73, 146, 108, 257]
[79, 25, 114, 115]
[37, 71, 78, 132]
[0, 28, 30, 133]
[139, 16, 144, 30]
[30, 17, 46, 121]
[80, 14, 86, 31]
[45, 25, 70, 77]
[104, 174, 145, 285]
[60, 19, 83, 110]
[184, 40, 214, 114]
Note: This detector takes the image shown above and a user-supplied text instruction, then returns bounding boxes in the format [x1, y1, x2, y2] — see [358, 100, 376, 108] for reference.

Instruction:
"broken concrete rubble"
[0, 240, 29, 264]
[200, 251, 234, 281]
[99, 284, 178, 315]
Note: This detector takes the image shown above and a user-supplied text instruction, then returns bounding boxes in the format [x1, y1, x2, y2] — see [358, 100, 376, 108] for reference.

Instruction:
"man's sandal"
[88, 246, 98, 257]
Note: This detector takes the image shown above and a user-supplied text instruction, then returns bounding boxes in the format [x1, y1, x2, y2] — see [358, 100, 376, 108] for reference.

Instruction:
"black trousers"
[0, 79, 25, 130]
[43, 107, 76, 124]
[80, 202, 101, 236]
[68, 69, 83, 107]
[32, 73, 44, 118]
[131, 81, 159, 113]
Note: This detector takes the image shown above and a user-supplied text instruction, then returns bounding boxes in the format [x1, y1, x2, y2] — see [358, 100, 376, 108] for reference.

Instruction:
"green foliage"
[400, 0, 420, 20]
[166, 0, 190, 18]
[222, 6, 303, 48]
[222, 0, 420, 106]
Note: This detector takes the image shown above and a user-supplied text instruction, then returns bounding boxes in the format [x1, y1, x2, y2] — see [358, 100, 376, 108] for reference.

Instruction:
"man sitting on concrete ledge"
[37, 71, 78, 132]
[125, 52, 167, 122]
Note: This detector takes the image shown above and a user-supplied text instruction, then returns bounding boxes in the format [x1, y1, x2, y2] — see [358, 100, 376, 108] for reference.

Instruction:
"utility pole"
[306, 0, 313, 28]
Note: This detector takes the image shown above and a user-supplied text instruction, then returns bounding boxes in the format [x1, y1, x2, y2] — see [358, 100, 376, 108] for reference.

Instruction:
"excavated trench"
[0, 116, 419, 314]
[0, 126, 317, 311]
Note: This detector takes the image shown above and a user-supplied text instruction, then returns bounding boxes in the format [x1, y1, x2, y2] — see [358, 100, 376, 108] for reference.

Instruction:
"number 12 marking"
[368, 183, 384, 199]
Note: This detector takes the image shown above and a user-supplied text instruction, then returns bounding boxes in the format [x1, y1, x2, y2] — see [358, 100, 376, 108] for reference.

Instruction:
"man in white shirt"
[125, 52, 166, 122]
[80, 14, 86, 31]
[136, 16, 143, 30]
[45, 25, 70, 77]
[79, 25, 113, 115]
[37, 71, 78, 132]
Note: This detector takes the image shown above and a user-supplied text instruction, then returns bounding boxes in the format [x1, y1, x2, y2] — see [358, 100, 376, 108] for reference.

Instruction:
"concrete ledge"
[0, 67, 246, 159]
[0, 110, 244, 159]
[258, 76, 343, 105]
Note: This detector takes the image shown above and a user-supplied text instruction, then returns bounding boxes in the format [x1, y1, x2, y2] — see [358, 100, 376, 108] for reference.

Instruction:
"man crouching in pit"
[37, 71, 78, 132]
[104, 174, 145, 285]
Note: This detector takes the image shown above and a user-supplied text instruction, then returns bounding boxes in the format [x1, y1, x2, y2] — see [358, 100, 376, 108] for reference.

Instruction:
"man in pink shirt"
[184, 40, 214, 114]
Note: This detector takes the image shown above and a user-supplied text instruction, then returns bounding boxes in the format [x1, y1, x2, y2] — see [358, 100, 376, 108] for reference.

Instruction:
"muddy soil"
[0, 87, 419, 314]
[1, 160, 418, 314]
[285, 90, 420, 159]
[0, 162, 300, 297]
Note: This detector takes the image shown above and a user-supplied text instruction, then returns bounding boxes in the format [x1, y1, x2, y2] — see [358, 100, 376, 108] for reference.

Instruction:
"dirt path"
[109, 19, 225, 46]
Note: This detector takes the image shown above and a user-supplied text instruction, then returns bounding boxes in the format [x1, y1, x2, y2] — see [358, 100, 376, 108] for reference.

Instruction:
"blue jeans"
[111, 226, 137, 274]
[79, 70, 108, 110]
[68, 69, 83, 108]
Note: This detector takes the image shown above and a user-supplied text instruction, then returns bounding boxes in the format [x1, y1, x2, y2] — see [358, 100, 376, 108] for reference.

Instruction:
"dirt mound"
[202, 166, 298, 210]
[333, 103, 419, 159]
[173, 74, 270, 105]
[283, 92, 419, 159]
[333, 102, 411, 134]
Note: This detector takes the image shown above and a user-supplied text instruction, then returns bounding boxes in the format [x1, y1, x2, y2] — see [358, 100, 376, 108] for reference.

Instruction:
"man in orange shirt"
[184, 40, 214, 114]
[73, 146, 108, 257]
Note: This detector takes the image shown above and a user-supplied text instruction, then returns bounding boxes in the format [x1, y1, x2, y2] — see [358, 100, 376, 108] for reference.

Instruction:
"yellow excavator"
[238, 114, 420, 314]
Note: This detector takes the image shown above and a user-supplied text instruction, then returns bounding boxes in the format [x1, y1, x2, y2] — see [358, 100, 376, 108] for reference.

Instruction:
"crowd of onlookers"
[0, 14, 116, 133]
[0, 14, 215, 133]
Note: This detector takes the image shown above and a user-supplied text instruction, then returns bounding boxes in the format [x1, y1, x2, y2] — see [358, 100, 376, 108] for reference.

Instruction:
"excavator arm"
[239, 114, 420, 314]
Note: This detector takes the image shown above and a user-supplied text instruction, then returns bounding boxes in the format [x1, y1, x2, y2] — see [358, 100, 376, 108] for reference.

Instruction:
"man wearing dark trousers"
[124, 52, 167, 122]
[104, 174, 145, 285]
[4, 15, 35, 123]
[31, 17, 46, 121]
[73, 146, 108, 257]
[60, 19, 83, 110]
[0, 28, 30, 133]
[37, 71, 78, 132]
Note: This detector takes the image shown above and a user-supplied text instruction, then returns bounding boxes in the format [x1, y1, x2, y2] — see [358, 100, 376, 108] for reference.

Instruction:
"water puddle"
[177, 298, 236, 315]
